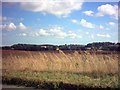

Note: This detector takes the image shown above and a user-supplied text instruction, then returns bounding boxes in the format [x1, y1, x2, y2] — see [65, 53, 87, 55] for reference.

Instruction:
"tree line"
[1, 42, 120, 51]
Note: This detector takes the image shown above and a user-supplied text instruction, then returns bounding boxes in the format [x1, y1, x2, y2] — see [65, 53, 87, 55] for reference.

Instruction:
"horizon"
[1, 41, 119, 47]
[1, 1, 118, 46]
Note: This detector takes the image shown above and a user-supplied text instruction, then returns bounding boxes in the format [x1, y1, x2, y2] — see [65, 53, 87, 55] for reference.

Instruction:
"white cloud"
[71, 19, 95, 28]
[20, 0, 84, 17]
[30, 26, 67, 38]
[24, 26, 82, 39]
[0, 16, 7, 21]
[19, 33, 27, 36]
[1, 22, 27, 31]
[0, 25, 5, 30]
[77, 35, 82, 38]
[86, 32, 89, 35]
[97, 34, 110, 38]
[8, 23, 16, 30]
[18, 22, 27, 30]
[80, 19, 95, 28]
[71, 19, 113, 30]
[96, 4, 118, 20]
[68, 31, 77, 38]
[108, 22, 115, 26]
[82, 4, 118, 20]
[71, 19, 78, 24]
[99, 25, 104, 29]
[49, 27, 67, 38]
[39, 29, 49, 36]
[2, 23, 16, 31]
[83, 10, 94, 16]
[67, 31, 82, 39]
[91, 34, 94, 39]
[0, 25, 4, 30]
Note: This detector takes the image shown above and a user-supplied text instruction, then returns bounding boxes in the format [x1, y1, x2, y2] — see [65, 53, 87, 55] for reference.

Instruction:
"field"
[2, 50, 119, 89]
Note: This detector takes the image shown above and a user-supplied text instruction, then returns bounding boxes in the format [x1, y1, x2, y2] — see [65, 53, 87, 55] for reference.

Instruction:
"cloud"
[97, 34, 110, 38]
[71, 19, 78, 23]
[80, 19, 95, 28]
[0, 16, 7, 21]
[0, 25, 6, 30]
[68, 31, 77, 38]
[18, 22, 27, 30]
[71, 19, 95, 28]
[91, 34, 94, 39]
[38, 29, 50, 36]
[108, 22, 115, 26]
[22, 26, 82, 39]
[68, 31, 82, 39]
[29, 26, 67, 38]
[1, 22, 27, 31]
[19, 33, 27, 36]
[96, 4, 118, 20]
[99, 25, 104, 29]
[82, 4, 118, 20]
[71, 19, 112, 30]
[20, 0, 84, 17]
[49, 26, 67, 38]
[83, 10, 94, 16]
[8, 23, 17, 30]
[2, 23, 16, 31]
[86, 32, 89, 35]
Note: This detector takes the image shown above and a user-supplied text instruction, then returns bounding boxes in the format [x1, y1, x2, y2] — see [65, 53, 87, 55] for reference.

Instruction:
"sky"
[1, 0, 119, 46]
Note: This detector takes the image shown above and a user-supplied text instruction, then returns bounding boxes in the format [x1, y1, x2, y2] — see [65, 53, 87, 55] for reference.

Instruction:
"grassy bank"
[2, 70, 119, 89]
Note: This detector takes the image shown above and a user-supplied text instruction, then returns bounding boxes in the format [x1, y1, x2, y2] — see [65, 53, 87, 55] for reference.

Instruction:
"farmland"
[2, 50, 119, 89]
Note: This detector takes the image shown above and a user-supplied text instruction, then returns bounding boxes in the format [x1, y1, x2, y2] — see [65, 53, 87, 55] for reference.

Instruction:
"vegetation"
[1, 42, 120, 51]
[2, 70, 118, 89]
[2, 49, 119, 89]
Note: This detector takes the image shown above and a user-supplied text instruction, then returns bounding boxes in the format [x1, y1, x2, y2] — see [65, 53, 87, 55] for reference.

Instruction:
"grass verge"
[2, 70, 119, 89]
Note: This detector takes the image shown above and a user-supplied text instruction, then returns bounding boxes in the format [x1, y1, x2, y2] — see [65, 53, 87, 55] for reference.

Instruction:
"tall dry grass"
[2, 50, 118, 74]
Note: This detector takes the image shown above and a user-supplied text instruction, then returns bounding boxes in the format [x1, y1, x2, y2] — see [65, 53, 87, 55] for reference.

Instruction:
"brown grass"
[2, 50, 118, 74]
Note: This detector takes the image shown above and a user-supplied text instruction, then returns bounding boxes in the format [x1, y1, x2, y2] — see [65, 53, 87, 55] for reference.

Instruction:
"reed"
[2, 50, 118, 74]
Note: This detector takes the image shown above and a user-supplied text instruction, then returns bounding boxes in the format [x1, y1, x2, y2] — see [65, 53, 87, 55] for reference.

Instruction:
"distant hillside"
[1, 42, 120, 51]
